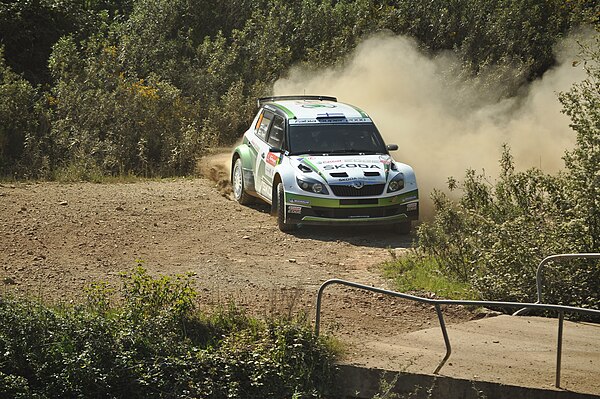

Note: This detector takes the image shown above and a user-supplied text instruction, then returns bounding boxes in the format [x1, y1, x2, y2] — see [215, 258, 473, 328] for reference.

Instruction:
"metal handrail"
[315, 278, 600, 388]
[513, 253, 600, 316]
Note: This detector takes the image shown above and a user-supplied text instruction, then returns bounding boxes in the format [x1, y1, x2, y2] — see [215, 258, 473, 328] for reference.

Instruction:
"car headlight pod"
[296, 176, 329, 195]
[387, 172, 404, 192]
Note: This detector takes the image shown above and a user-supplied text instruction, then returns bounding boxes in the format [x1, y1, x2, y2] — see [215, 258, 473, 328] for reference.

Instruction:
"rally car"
[231, 95, 418, 233]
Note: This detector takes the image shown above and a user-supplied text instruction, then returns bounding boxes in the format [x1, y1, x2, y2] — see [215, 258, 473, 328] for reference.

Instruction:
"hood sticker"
[301, 158, 328, 181]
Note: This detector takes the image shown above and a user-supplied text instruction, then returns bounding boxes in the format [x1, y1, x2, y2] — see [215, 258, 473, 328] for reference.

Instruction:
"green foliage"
[559, 35, 600, 249]
[0, 47, 50, 178]
[48, 35, 210, 178]
[383, 250, 477, 300]
[119, 264, 197, 319]
[415, 38, 600, 311]
[0, 0, 132, 85]
[0, 268, 336, 398]
[0, 0, 597, 178]
[419, 146, 600, 308]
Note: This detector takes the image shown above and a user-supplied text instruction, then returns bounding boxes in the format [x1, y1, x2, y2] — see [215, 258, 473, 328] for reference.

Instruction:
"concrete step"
[341, 315, 600, 396]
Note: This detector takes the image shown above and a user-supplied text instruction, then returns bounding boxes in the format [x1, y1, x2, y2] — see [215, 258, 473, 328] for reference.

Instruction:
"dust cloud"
[197, 149, 233, 198]
[273, 32, 589, 219]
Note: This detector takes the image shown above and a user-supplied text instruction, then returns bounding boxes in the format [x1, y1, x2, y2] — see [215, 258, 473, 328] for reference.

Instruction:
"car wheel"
[277, 182, 297, 232]
[393, 221, 411, 235]
[232, 157, 253, 205]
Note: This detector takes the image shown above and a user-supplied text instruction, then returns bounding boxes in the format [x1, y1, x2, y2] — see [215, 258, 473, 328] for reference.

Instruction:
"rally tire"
[277, 183, 297, 232]
[232, 157, 254, 205]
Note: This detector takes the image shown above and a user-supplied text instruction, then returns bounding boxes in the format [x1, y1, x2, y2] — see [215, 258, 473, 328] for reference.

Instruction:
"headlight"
[296, 177, 329, 195]
[387, 173, 404, 192]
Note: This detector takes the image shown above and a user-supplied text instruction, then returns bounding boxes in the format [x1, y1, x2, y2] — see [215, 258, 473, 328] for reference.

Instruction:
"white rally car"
[231, 95, 418, 233]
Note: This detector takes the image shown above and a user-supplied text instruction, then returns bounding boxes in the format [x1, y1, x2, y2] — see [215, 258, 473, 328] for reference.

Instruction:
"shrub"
[0, 268, 336, 398]
[48, 35, 211, 178]
[415, 37, 600, 311]
[0, 47, 47, 178]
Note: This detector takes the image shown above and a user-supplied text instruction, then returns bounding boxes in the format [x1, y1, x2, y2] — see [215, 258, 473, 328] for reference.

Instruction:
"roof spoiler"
[257, 95, 337, 107]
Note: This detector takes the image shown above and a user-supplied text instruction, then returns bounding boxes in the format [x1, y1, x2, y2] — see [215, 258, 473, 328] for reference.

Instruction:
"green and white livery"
[231, 95, 419, 233]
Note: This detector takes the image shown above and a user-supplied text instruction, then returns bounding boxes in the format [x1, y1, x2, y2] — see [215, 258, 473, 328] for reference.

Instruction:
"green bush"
[415, 39, 600, 311]
[0, 47, 48, 178]
[48, 35, 211, 178]
[1, 0, 597, 178]
[0, 268, 336, 398]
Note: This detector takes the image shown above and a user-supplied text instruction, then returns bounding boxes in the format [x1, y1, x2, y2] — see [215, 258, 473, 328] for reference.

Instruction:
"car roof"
[260, 97, 372, 125]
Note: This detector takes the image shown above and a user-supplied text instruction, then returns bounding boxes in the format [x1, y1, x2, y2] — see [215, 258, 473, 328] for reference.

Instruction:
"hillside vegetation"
[0, 0, 597, 178]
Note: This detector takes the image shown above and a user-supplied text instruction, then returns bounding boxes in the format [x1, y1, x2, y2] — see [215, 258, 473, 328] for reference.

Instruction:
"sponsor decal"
[338, 177, 358, 182]
[379, 155, 392, 165]
[289, 199, 310, 205]
[323, 158, 381, 164]
[288, 205, 302, 214]
[323, 164, 381, 170]
[266, 152, 280, 166]
[346, 117, 371, 122]
[291, 119, 319, 124]
[317, 159, 345, 164]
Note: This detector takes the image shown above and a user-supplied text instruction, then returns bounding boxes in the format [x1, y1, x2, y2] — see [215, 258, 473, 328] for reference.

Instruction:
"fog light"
[389, 181, 400, 191]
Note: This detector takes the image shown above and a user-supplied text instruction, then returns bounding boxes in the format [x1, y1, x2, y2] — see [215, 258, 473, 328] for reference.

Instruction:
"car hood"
[291, 154, 393, 184]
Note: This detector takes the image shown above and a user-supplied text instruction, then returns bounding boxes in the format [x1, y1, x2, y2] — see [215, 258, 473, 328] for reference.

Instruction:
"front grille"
[330, 184, 385, 197]
[339, 199, 378, 205]
[311, 205, 401, 218]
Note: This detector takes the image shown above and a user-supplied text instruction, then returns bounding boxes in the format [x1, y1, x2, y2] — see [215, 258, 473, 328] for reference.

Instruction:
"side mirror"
[386, 144, 399, 151]
[269, 147, 284, 153]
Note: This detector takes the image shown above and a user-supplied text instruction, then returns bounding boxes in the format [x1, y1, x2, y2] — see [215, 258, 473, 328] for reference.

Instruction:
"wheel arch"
[231, 144, 255, 192]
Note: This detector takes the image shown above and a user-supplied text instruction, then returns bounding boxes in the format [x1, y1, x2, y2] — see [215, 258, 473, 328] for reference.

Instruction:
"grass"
[383, 251, 478, 300]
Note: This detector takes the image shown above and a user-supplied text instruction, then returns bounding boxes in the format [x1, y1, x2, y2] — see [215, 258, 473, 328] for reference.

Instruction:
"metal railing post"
[556, 311, 564, 388]
[433, 304, 452, 374]
[315, 281, 329, 336]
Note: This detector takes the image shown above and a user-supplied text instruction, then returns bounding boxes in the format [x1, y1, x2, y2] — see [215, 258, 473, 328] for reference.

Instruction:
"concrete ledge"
[335, 364, 600, 399]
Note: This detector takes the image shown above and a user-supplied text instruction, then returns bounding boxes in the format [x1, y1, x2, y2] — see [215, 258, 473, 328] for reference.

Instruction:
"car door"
[253, 110, 274, 199]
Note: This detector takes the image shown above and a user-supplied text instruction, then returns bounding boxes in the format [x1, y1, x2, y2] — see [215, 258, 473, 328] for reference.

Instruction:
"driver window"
[255, 110, 273, 141]
[267, 115, 285, 149]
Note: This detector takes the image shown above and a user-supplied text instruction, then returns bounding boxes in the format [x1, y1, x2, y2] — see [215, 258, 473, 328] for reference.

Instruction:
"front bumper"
[285, 191, 419, 226]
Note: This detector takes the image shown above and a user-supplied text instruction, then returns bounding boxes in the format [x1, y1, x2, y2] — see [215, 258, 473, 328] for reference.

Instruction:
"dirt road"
[0, 161, 474, 354]
[3, 167, 599, 395]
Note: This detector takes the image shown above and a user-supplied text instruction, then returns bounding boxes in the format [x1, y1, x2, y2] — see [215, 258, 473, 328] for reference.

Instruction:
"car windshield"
[288, 124, 387, 155]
